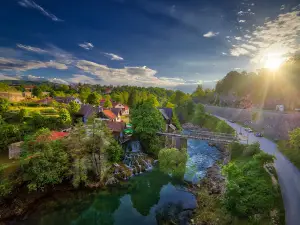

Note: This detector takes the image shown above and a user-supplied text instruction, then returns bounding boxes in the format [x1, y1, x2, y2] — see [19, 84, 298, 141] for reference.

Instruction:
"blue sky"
[0, 0, 300, 92]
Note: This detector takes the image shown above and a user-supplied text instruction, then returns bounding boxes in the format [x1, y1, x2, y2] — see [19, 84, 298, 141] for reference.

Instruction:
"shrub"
[40, 108, 57, 114]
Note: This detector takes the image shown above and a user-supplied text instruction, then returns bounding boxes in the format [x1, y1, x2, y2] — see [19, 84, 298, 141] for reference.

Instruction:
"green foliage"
[0, 83, 17, 92]
[165, 102, 175, 108]
[158, 148, 188, 179]
[216, 120, 235, 134]
[103, 98, 113, 108]
[18, 108, 29, 121]
[251, 112, 259, 122]
[106, 139, 123, 163]
[21, 128, 69, 191]
[0, 164, 14, 197]
[192, 104, 206, 126]
[0, 98, 10, 114]
[223, 143, 280, 222]
[0, 123, 21, 151]
[289, 128, 300, 150]
[32, 86, 43, 98]
[59, 108, 72, 125]
[79, 87, 91, 103]
[68, 100, 81, 114]
[192, 85, 205, 100]
[172, 110, 182, 130]
[131, 100, 165, 141]
[87, 92, 102, 105]
[148, 94, 160, 107]
[40, 108, 57, 114]
[175, 99, 195, 123]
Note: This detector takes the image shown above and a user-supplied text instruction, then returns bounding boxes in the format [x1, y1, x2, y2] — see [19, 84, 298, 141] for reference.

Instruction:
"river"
[11, 138, 220, 225]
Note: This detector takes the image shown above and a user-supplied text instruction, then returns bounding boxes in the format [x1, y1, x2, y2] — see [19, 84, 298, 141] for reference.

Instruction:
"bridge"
[157, 130, 238, 144]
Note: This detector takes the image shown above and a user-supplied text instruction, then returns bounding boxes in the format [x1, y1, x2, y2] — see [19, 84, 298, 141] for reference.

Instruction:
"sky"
[0, 0, 300, 92]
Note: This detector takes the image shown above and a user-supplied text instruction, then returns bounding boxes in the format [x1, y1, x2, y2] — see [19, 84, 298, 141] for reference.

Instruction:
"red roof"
[35, 131, 69, 142]
[103, 110, 116, 120]
[124, 105, 129, 110]
[49, 131, 69, 141]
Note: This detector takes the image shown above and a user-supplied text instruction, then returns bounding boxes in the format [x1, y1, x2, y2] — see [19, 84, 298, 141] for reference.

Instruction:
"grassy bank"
[193, 142, 285, 225]
[278, 140, 300, 170]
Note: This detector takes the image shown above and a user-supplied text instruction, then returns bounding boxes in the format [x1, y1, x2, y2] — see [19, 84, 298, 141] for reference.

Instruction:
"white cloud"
[104, 53, 124, 61]
[27, 75, 44, 80]
[17, 44, 48, 53]
[48, 78, 69, 84]
[78, 42, 94, 50]
[68, 74, 98, 84]
[239, 20, 246, 23]
[0, 74, 19, 80]
[0, 57, 68, 71]
[75, 60, 188, 87]
[280, 5, 285, 10]
[230, 9, 300, 65]
[221, 52, 227, 55]
[234, 36, 242, 40]
[230, 48, 250, 56]
[18, 0, 63, 22]
[203, 31, 219, 38]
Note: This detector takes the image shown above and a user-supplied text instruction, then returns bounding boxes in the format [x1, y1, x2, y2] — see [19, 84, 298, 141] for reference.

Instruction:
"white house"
[113, 103, 129, 115]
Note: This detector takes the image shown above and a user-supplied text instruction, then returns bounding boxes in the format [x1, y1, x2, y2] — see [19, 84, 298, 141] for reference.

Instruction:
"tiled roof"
[124, 105, 129, 110]
[49, 131, 69, 140]
[111, 108, 122, 116]
[78, 104, 99, 117]
[103, 110, 116, 119]
[105, 121, 125, 132]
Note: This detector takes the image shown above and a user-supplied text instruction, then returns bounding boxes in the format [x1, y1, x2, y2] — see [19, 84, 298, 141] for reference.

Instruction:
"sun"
[264, 54, 285, 70]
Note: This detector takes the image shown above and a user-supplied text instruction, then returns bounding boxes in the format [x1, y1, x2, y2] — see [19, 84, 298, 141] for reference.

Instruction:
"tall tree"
[68, 100, 81, 115]
[0, 98, 10, 114]
[32, 86, 43, 98]
[87, 92, 102, 105]
[79, 87, 91, 103]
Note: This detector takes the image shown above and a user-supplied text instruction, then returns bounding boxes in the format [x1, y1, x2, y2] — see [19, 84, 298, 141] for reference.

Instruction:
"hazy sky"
[0, 0, 299, 92]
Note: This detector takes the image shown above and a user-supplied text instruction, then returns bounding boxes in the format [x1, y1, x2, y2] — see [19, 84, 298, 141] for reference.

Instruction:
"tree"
[165, 102, 175, 108]
[158, 148, 188, 179]
[0, 164, 14, 197]
[192, 85, 205, 100]
[87, 92, 102, 105]
[172, 111, 182, 130]
[130, 100, 165, 141]
[32, 86, 43, 98]
[79, 87, 91, 103]
[21, 128, 69, 191]
[192, 104, 206, 126]
[289, 128, 300, 150]
[148, 94, 160, 107]
[103, 98, 112, 108]
[68, 100, 81, 115]
[0, 98, 10, 114]
[18, 108, 29, 121]
[59, 108, 72, 125]
[106, 139, 123, 163]
[0, 123, 21, 151]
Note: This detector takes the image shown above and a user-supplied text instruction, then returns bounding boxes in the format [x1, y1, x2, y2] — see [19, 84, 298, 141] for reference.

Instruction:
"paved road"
[216, 116, 300, 225]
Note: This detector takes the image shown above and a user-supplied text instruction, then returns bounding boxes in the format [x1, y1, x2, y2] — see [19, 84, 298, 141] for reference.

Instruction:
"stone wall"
[205, 105, 300, 140]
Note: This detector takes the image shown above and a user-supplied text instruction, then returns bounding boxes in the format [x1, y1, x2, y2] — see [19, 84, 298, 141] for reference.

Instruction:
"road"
[216, 116, 300, 225]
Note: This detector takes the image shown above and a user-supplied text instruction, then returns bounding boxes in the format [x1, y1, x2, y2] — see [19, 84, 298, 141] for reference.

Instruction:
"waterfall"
[126, 141, 142, 152]
[123, 152, 153, 176]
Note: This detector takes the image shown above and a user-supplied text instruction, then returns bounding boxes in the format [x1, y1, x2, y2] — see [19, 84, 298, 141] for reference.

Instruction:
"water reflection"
[18, 169, 196, 225]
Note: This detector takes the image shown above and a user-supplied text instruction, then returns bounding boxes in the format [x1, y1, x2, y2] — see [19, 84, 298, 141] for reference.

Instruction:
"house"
[76, 104, 102, 123]
[104, 121, 126, 140]
[111, 108, 122, 122]
[35, 97, 53, 105]
[158, 107, 177, 132]
[101, 109, 122, 122]
[113, 103, 130, 115]
[8, 131, 69, 159]
[104, 88, 112, 94]
[54, 97, 82, 105]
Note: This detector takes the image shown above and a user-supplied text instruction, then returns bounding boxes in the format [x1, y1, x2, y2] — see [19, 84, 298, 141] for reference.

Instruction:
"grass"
[277, 140, 300, 170]
[9, 106, 55, 111]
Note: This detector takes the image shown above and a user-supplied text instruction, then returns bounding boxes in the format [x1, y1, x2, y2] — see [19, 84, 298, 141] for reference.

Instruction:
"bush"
[26, 102, 39, 107]
[0, 123, 21, 151]
[106, 139, 123, 163]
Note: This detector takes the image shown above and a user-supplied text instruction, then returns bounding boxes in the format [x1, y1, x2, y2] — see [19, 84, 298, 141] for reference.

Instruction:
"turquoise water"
[15, 138, 220, 225]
